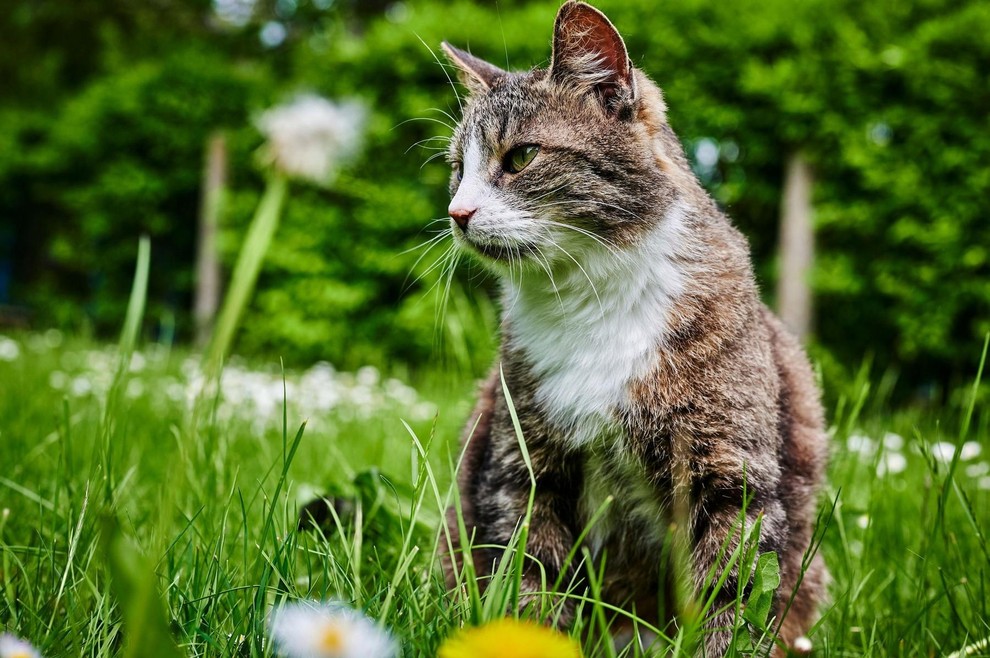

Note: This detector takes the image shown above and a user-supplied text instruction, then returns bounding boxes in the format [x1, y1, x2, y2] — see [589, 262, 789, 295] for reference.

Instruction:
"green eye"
[503, 144, 540, 174]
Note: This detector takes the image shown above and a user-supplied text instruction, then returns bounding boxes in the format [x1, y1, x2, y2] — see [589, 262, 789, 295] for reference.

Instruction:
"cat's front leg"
[671, 426, 787, 656]
[472, 427, 584, 626]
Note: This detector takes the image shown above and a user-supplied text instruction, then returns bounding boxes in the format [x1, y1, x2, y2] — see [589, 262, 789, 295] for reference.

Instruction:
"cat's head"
[441, 1, 690, 271]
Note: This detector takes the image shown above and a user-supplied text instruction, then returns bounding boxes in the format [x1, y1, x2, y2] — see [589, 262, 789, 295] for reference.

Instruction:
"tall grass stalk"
[99, 235, 150, 506]
[204, 175, 288, 375]
[118, 235, 151, 362]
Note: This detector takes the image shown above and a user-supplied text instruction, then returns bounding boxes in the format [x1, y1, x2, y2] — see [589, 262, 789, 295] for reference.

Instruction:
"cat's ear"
[441, 42, 507, 95]
[550, 1, 636, 116]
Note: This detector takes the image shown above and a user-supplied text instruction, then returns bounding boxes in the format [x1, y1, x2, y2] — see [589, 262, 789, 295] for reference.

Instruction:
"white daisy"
[881, 432, 904, 451]
[960, 441, 983, 461]
[0, 634, 42, 658]
[846, 434, 876, 456]
[876, 452, 907, 477]
[931, 441, 956, 463]
[0, 336, 20, 362]
[268, 601, 397, 658]
[256, 95, 366, 185]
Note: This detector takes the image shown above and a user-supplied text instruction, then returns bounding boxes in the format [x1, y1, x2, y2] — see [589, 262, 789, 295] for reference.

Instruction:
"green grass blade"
[960, 332, 988, 440]
[119, 235, 151, 359]
[102, 514, 185, 658]
[205, 174, 288, 373]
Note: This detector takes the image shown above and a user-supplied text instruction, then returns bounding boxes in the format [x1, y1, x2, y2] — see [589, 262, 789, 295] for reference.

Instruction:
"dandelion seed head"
[257, 95, 366, 184]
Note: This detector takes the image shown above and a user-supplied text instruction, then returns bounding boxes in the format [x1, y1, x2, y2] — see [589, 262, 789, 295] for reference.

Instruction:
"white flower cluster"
[36, 342, 434, 432]
[0, 335, 20, 362]
[256, 95, 366, 184]
[846, 430, 989, 488]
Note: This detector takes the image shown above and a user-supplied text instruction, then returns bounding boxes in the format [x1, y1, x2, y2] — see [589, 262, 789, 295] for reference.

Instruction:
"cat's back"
[760, 306, 829, 504]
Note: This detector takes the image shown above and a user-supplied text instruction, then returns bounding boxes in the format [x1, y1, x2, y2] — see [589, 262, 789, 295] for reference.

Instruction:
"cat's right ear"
[550, 1, 636, 117]
[441, 42, 506, 95]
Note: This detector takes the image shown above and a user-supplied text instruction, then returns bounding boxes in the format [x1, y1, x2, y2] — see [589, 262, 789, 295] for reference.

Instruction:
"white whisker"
[552, 239, 605, 318]
[533, 197, 646, 222]
[533, 243, 564, 312]
[405, 135, 452, 155]
[540, 219, 622, 255]
[416, 35, 463, 114]
[407, 240, 456, 292]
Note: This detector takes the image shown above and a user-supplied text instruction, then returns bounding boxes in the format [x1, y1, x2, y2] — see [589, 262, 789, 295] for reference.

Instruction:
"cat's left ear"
[550, 1, 637, 116]
[441, 42, 507, 95]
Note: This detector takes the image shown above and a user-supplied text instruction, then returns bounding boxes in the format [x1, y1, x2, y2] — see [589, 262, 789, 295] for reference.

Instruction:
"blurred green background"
[1, 0, 988, 400]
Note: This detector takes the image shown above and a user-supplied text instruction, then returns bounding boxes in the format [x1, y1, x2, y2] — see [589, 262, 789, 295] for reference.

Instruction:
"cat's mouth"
[463, 238, 537, 263]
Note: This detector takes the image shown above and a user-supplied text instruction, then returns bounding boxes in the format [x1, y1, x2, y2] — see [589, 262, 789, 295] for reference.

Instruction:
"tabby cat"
[439, 3, 828, 654]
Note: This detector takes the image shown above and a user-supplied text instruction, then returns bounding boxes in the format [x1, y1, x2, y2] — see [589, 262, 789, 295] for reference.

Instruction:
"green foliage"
[2, 46, 269, 334]
[2, 0, 988, 387]
[743, 553, 781, 629]
[102, 515, 186, 658]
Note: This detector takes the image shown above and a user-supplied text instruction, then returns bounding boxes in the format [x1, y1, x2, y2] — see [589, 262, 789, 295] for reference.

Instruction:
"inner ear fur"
[550, 1, 637, 114]
[441, 41, 507, 94]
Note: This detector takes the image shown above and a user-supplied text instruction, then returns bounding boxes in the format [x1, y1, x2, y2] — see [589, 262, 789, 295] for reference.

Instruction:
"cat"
[438, 2, 829, 654]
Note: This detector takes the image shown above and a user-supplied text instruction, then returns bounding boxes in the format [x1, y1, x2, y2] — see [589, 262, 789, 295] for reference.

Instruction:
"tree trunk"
[777, 152, 815, 340]
[193, 132, 227, 348]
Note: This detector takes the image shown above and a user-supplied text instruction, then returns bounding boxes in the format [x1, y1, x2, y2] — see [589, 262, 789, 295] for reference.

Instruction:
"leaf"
[102, 515, 186, 658]
[743, 551, 781, 628]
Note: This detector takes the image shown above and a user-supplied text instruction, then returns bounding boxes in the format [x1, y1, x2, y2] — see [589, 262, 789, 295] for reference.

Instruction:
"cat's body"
[439, 3, 828, 654]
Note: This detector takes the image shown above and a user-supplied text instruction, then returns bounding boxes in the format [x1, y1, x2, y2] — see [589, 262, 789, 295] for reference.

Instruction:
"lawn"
[0, 331, 988, 657]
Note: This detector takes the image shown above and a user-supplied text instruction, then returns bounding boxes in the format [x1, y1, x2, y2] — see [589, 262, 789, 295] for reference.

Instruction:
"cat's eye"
[503, 144, 540, 174]
[451, 162, 463, 182]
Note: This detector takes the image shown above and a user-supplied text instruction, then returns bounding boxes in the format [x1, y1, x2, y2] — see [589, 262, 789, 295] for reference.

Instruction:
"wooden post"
[193, 132, 227, 348]
[777, 152, 815, 340]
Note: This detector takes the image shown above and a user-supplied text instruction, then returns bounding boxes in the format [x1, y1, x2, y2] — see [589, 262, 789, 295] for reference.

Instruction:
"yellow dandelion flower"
[438, 619, 582, 658]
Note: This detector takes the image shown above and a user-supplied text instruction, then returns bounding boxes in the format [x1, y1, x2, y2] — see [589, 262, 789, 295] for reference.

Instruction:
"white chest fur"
[505, 202, 690, 448]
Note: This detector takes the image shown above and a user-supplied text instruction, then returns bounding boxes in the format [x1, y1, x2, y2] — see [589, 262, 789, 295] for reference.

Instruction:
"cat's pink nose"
[449, 206, 476, 230]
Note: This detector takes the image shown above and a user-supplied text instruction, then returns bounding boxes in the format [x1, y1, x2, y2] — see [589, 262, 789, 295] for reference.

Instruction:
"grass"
[0, 328, 988, 657]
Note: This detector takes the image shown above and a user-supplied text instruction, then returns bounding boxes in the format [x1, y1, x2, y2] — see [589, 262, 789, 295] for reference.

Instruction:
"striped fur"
[439, 3, 828, 654]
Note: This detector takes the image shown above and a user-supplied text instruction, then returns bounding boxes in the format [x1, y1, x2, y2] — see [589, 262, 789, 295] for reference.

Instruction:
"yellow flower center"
[319, 623, 345, 654]
[10, 652, 33, 658]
